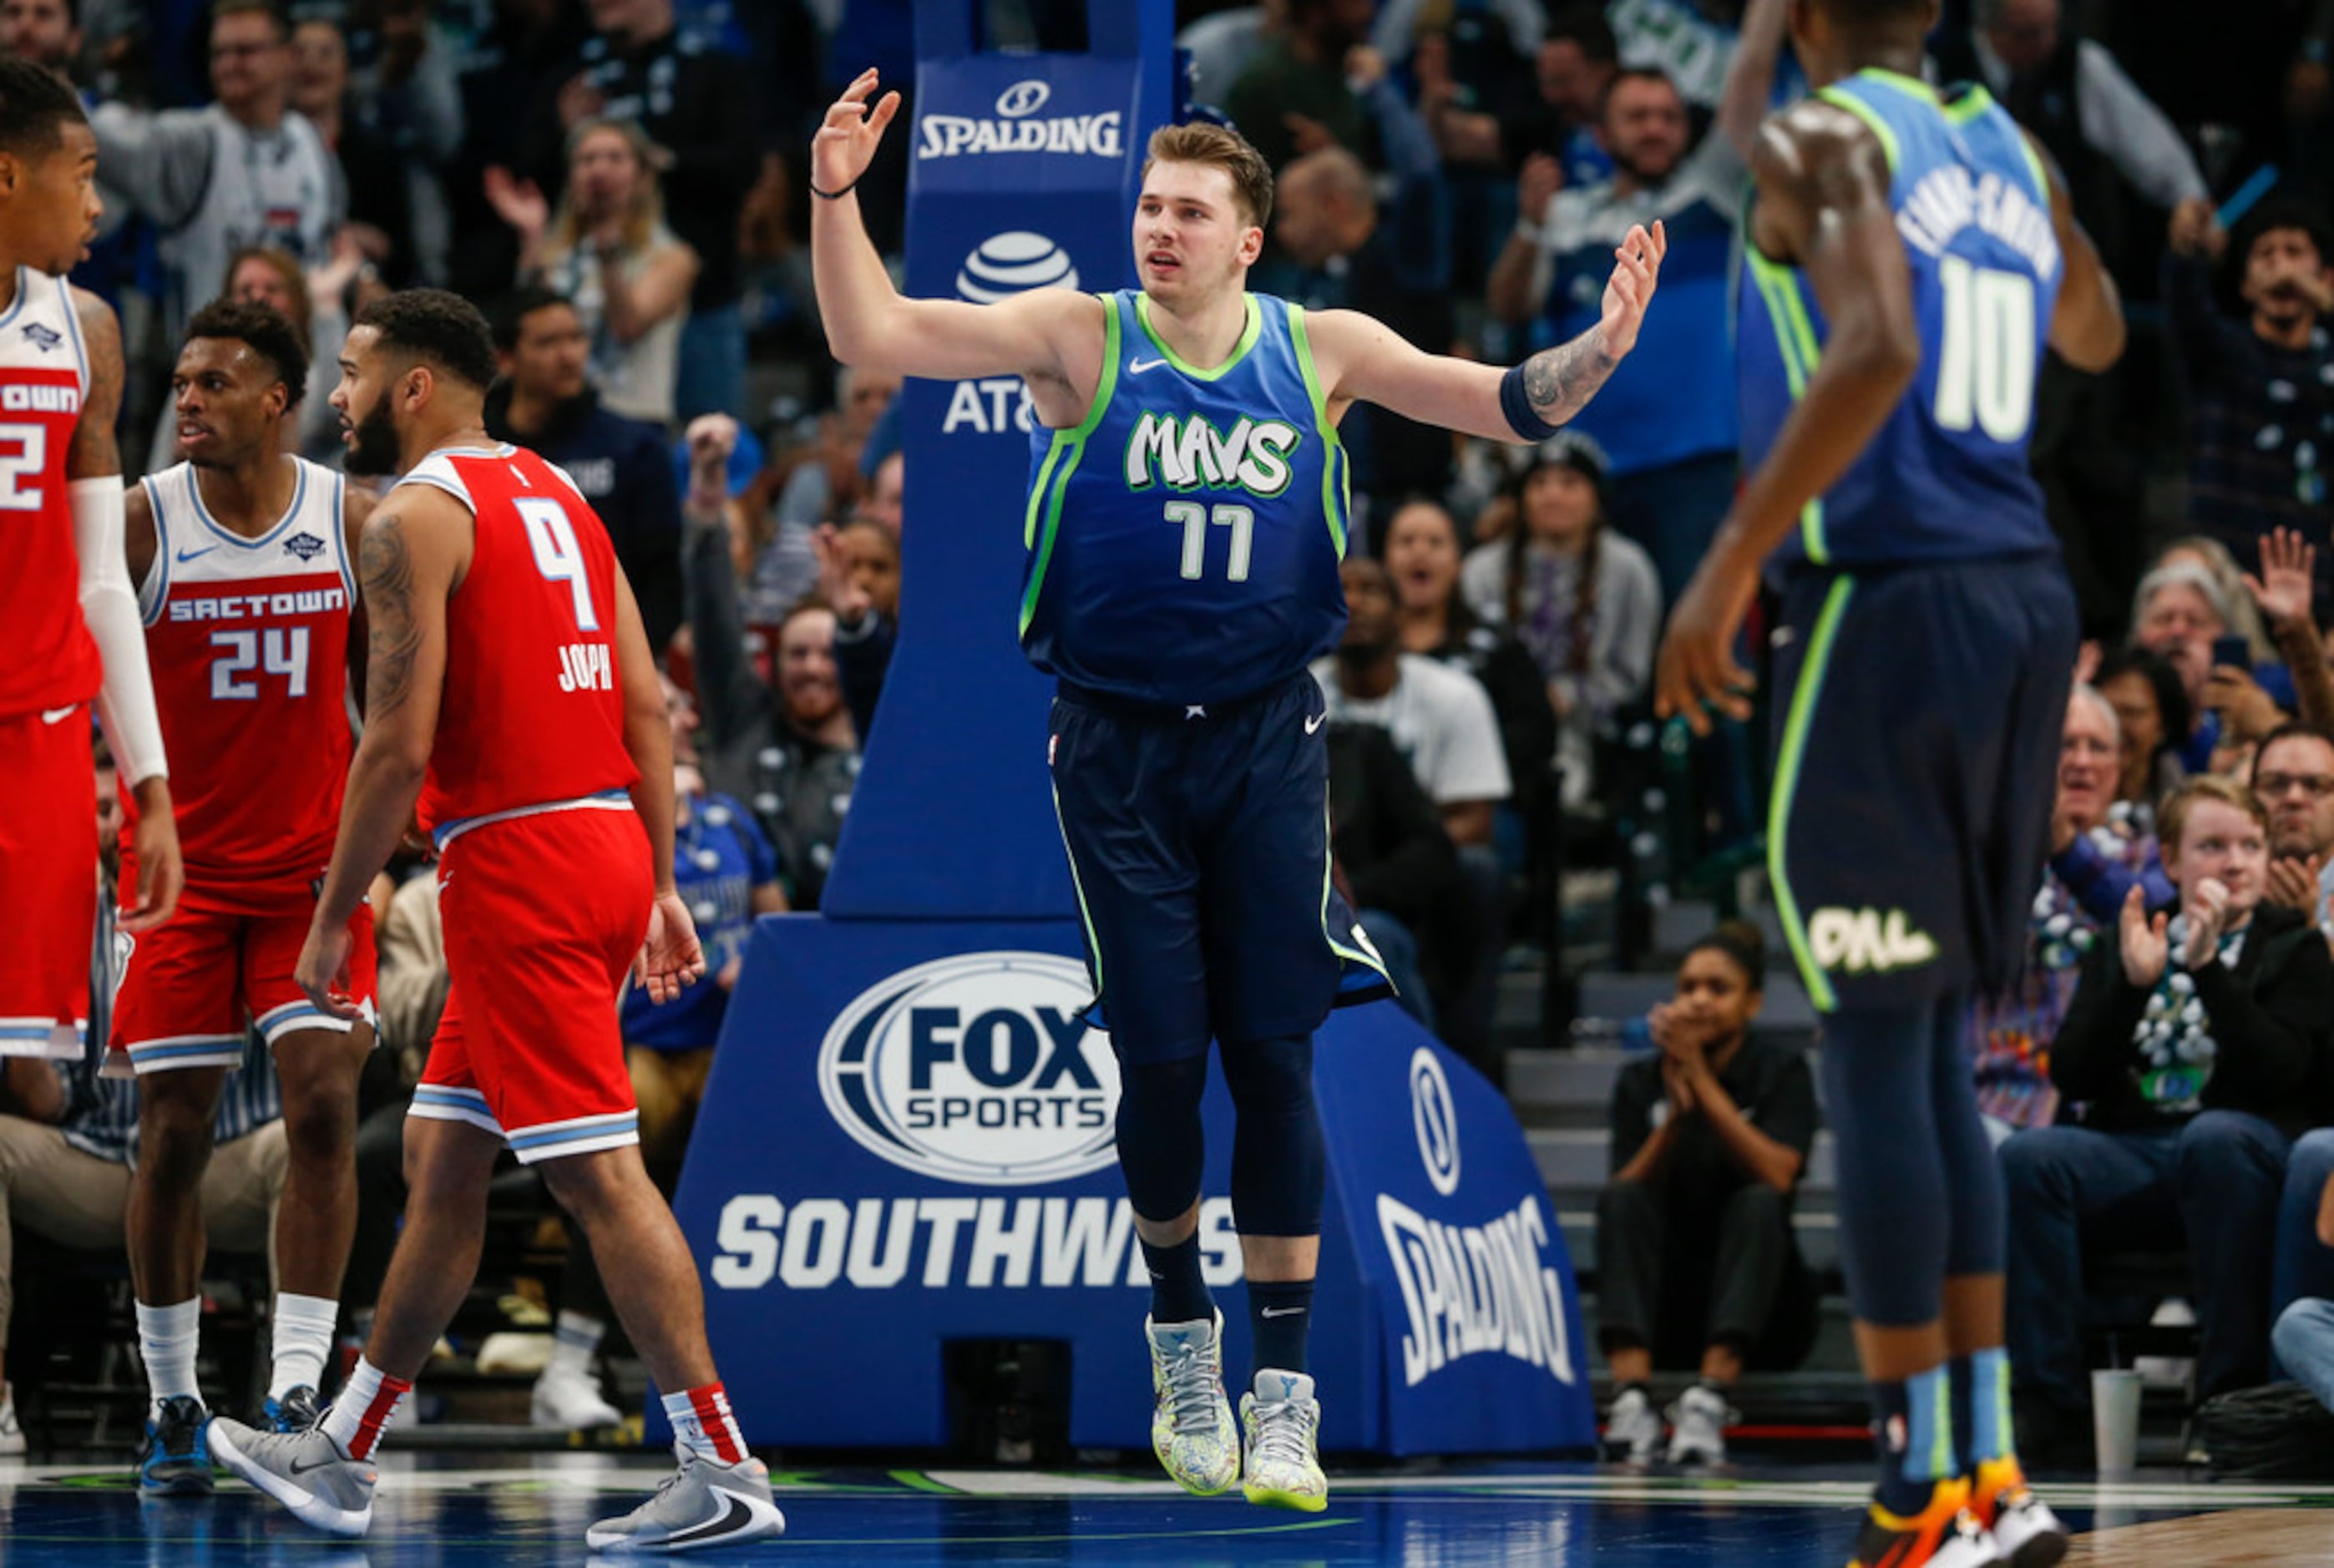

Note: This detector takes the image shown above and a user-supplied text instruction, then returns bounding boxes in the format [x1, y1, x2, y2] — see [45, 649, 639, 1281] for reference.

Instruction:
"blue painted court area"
[2, 1459, 2328, 1566]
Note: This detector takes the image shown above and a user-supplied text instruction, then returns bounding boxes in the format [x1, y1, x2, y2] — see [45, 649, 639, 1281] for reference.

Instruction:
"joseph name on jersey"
[0, 267, 96, 720]
[397, 444, 638, 847]
[131, 458, 355, 905]
[1019, 291, 1350, 708]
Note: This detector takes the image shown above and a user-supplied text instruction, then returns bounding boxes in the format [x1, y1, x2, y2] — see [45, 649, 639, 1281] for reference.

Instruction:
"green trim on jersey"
[1817, 83, 1902, 172]
[1283, 305, 1352, 558]
[1319, 806, 1393, 981]
[1744, 245, 1830, 564]
[1134, 292, 1263, 381]
[1051, 780, 1106, 999]
[1767, 575, 1856, 1013]
[1020, 297, 1123, 635]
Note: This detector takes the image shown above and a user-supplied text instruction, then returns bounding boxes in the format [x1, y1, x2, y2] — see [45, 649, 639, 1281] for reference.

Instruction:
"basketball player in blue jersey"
[1653, 2, 2123, 1565]
[811, 73, 1660, 1510]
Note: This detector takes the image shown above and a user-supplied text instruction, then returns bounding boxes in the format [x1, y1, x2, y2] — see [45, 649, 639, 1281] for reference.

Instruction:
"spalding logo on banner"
[817, 952, 1120, 1185]
[955, 231, 1080, 304]
[1410, 1046, 1462, 1197]
[919, 76, 1125, 160]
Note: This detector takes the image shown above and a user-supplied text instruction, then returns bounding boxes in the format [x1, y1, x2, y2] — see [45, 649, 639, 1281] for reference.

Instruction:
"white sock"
[269, 1292, 340, 1401]
[321, 1356, 411, 1463]
[136, 1297, 201, 1418]
[546, 1311, 605, 1379]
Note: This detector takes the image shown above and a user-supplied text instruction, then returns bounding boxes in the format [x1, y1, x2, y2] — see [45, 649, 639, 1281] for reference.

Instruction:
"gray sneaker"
[585, 1444, 787, 1553]
[207, 1417, 377, 1537]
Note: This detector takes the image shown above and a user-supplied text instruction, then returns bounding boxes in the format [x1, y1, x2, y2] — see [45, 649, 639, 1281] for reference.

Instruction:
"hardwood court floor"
[0, 1457, 2328, 1565]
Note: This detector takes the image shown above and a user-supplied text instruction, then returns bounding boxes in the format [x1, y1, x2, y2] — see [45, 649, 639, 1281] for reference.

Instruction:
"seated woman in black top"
[1597, 923, 1821, 1468]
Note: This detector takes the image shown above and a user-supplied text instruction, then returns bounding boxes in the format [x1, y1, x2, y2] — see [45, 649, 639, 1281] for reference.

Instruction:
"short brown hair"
[2159, 775, 2268, 856]
[1142, 123, 1274, 230]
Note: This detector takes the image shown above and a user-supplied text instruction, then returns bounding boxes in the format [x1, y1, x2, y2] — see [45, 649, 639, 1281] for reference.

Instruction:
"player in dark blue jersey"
[1653, 2, 2123, 1565]
[811, 74, 1662, 1510]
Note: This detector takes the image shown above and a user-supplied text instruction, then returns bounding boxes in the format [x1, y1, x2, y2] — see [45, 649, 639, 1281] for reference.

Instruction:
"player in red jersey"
[0, 57, 180, 1064]
[116, 299, 381, 1490]
[207, 291, 783, 1552]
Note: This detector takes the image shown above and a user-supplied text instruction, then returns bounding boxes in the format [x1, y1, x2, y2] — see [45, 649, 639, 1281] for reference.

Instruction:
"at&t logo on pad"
[817, 953, 1120, 1185]
[955, 231, 1080, 305]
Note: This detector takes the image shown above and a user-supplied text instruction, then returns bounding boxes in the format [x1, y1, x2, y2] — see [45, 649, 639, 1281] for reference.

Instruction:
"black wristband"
[1500, 362, 1565, 441]
[808, 174, 862, 201]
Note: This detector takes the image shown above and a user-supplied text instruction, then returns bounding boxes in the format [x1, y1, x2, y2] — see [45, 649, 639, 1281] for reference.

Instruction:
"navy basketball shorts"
[1765, 554, 2077, 1013]
[1047, 671, 1392, 1066]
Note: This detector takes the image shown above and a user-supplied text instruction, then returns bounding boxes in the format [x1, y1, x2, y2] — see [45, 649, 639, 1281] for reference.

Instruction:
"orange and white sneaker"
[1971, 1458, 2069, 1568]
[1846, 1478, 2005, 1568]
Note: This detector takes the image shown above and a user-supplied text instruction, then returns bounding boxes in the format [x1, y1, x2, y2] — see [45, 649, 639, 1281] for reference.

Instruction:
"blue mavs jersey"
[1740, 70, 2064, 572]
[1020, 291, 1349, 706]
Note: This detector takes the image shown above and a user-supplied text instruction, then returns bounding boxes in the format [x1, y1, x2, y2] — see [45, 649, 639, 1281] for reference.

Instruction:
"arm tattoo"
[1521, 327, 1620, 429]
[359, 513, 423, 721]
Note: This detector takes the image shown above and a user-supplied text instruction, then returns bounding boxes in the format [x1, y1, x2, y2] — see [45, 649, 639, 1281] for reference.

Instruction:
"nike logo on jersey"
[175, 545, 218, 564]
[1128, 357, 1167, 374]
[1304, 712, 1327, 736]
[1261, 1306, 1306, 1318]
[38, 705, 75, 725]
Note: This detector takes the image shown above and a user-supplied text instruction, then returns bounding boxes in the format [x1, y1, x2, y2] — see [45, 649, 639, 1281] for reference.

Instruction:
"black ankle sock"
[1139, 1232, 1213, 1325]
[1248, 1277, 1314, 1377]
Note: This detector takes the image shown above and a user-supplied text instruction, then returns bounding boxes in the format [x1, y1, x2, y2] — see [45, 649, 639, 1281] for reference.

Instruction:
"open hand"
[2265, 853, 2324, 914]
[482, 166, 549, 240]
[1653, 553, 1757, 736]
[2245, 527, 2318, 630]
[2119, 884, 2169, 989]
[121, 780, 183, 934]
[2184, 877, 2231, 968]
[1597, 220, 1664, 359]
[812, 68, 902, 197]
[636, 892, 708, 1004]
[295, 916, 364, 1021]
[1516, 153, 1563, 232]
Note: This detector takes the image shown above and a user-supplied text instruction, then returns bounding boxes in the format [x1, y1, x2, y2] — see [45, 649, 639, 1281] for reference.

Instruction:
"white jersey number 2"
[1933, 256, 2037, 443]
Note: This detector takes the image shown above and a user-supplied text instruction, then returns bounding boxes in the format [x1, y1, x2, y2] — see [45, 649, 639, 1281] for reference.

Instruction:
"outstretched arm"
[1654, 102, 1919, 734]
[1309, 220, 1664, 442]
[810, 69, 1100, 401]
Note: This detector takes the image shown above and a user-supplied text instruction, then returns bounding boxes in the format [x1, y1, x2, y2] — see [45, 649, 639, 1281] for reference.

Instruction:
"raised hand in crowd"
[2247, 527, 2334, 731]
[2183, 875, 2235, 969]
[686, 412, 738, 510]
[813, 521, 873, 624]
[2168, 196, 2228, 261]
[2119, 883, 2171, 989]
[2264, 851, 2326, 914]
[1516, 152, 1564, 231]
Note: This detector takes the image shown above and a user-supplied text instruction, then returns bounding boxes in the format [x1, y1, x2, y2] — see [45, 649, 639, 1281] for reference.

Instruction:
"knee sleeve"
[1114, 1055, 1211, 1223]
[1219, 1034, 1324, 1238]
[1931, 995, 2006, 1279]
[1820, 1007, 1950, 1328]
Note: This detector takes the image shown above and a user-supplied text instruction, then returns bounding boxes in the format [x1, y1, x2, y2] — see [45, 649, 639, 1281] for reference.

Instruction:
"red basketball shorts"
[412, 805, 651, 1164]
[112, 875, 379, 1074]
[0, 703, 96, 1058]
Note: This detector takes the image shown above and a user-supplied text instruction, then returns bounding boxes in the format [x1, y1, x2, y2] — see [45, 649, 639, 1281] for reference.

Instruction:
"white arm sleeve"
[72, 477, 168, 787]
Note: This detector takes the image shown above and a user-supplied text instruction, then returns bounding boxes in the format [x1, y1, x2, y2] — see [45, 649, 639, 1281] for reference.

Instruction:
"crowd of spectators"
[2, 0, 2333, 1464]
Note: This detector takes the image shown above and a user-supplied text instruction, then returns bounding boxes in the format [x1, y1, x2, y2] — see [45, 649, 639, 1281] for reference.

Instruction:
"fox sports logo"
[817, 952, 1121, 1185]
[956, 231, 1080, 305]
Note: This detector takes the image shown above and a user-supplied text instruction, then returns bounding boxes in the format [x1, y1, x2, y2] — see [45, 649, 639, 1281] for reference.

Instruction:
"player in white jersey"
[115, 298, 377, 1490]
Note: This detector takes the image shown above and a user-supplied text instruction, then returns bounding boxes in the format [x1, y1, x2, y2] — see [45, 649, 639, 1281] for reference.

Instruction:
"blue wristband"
[1501, 362, 1565, 442]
